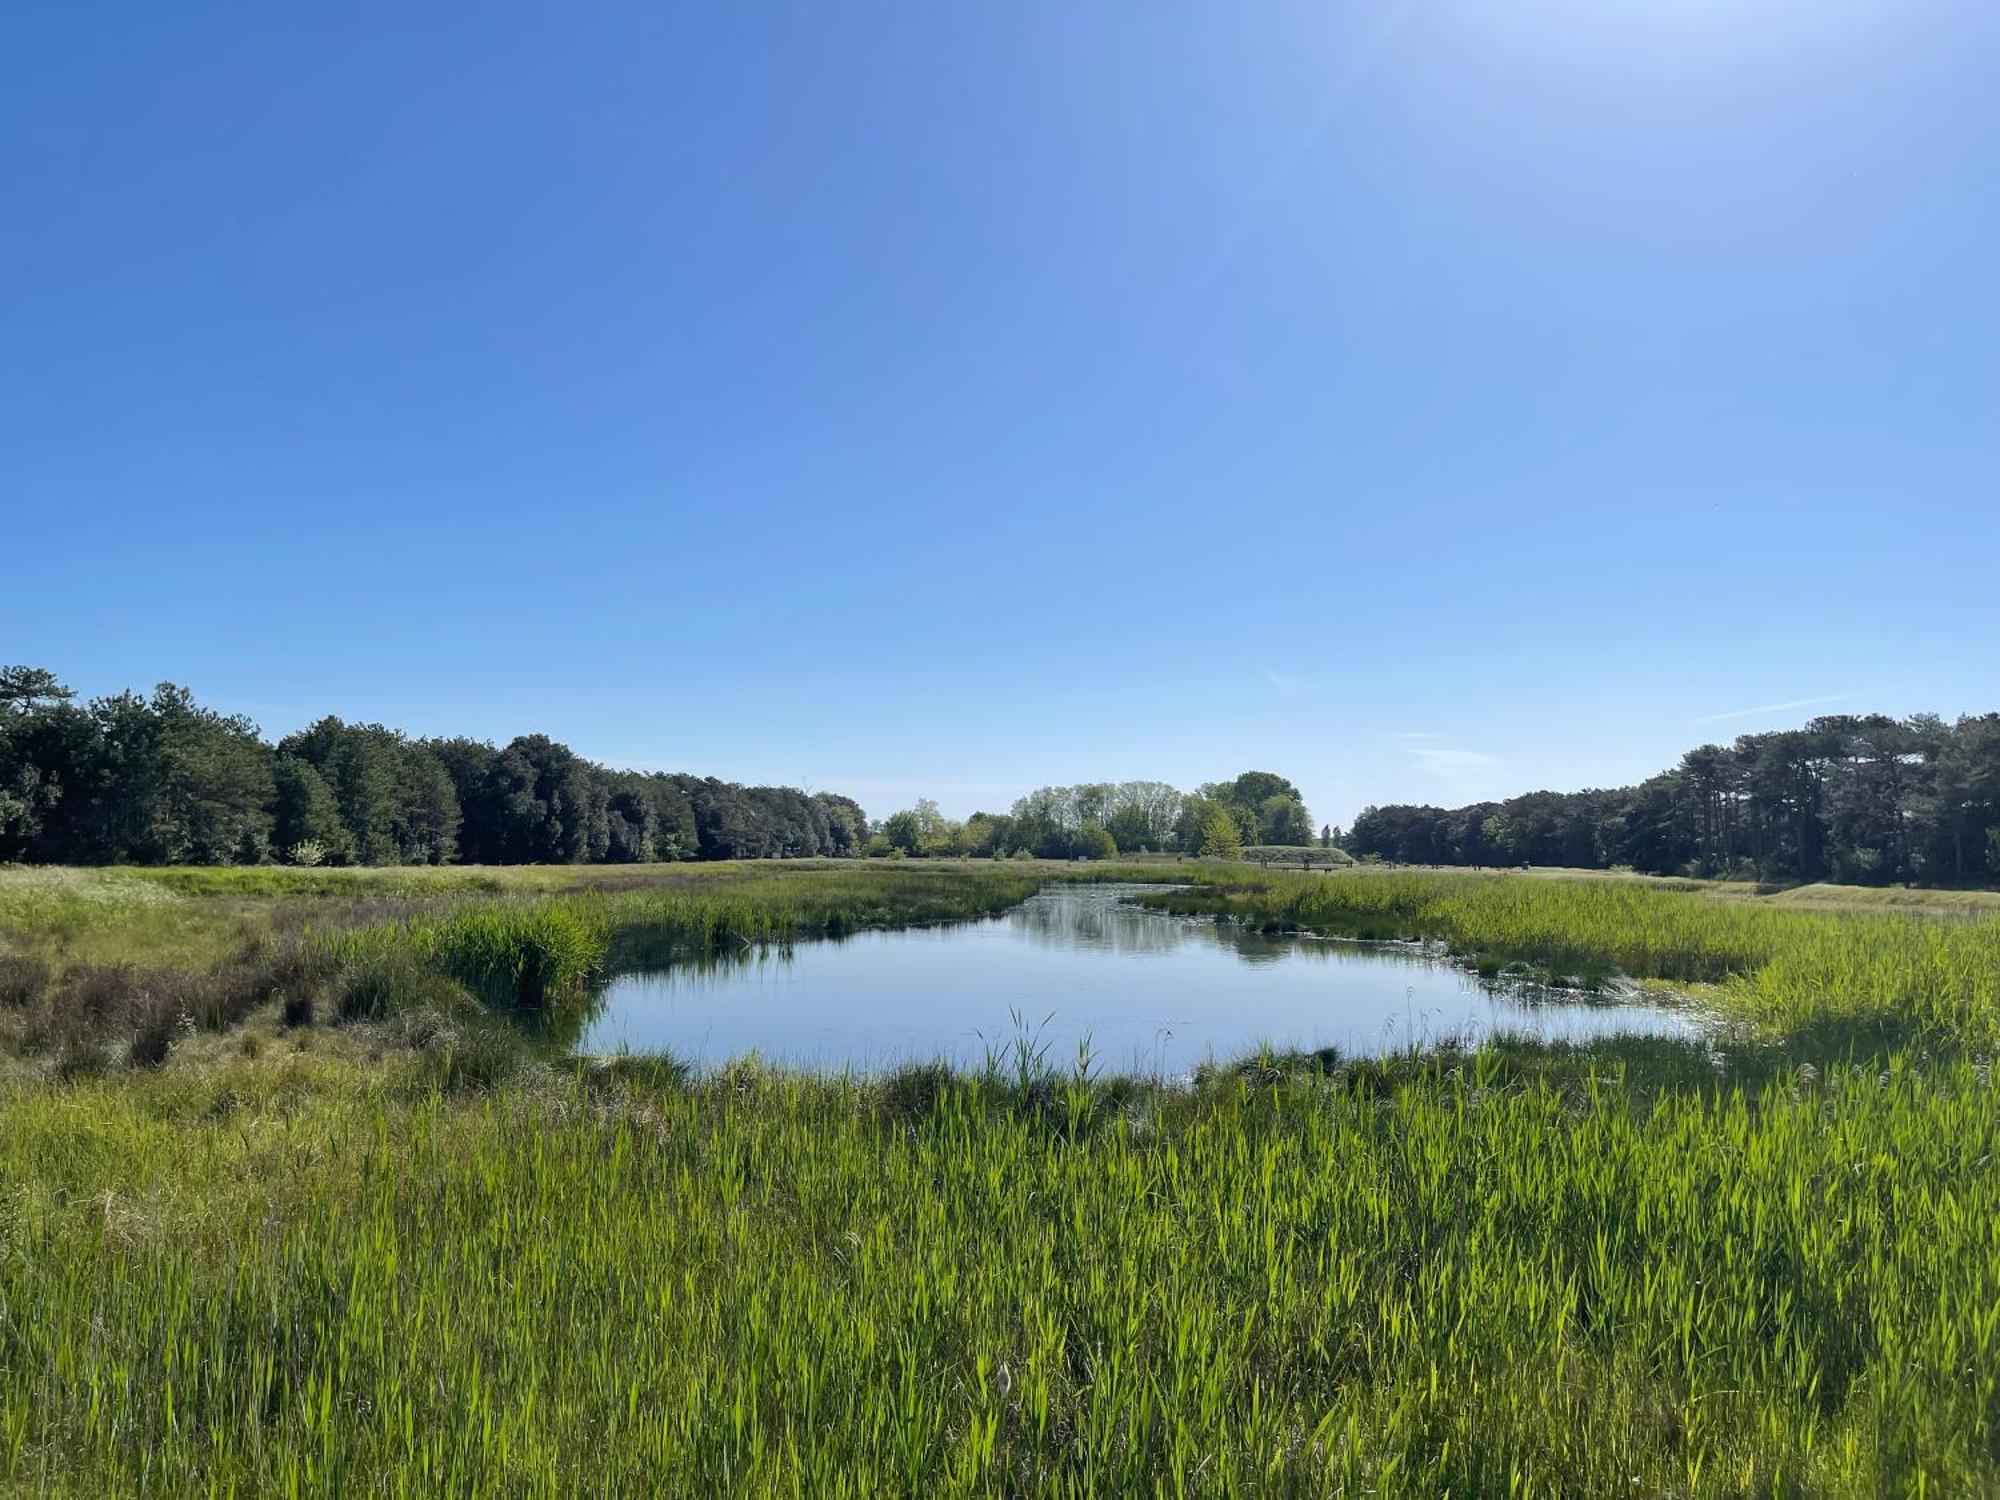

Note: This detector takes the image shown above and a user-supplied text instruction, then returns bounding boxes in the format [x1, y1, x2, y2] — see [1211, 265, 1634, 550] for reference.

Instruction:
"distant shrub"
[285, 839, 328, 868]
[1076, 823, 1117, 861]
[1200, 810, 1244, 860]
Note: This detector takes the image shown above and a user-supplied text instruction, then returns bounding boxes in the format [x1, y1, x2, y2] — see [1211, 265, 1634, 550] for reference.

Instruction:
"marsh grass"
[0, 863, 1064, 1066]
[351, 901, 613, 1017]
[6, 865, 2000, 1491]
[1142, 869, 2000, 1046]
[1762, 881, 2000, 913]
[2, 1042, 1996, 1495]
[0, 860, 1073, 968]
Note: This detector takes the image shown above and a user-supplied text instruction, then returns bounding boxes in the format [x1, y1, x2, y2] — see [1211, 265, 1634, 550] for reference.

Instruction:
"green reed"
[7, 865, 1999, 1495]
[312, 866, 1049, 1023]
[2, 1049, 1995, 1497]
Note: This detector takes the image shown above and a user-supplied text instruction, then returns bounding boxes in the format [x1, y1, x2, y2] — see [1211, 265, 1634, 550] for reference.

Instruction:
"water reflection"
[580, 884, 1691, 1074]
[1009, 885, 1353, 966]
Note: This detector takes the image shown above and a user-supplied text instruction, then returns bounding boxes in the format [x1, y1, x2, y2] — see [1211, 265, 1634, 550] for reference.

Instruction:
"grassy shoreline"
[5, 862, 1999, 1492]
[0, 862, 1068, 1076]
[1139, 868, 2000, 1048]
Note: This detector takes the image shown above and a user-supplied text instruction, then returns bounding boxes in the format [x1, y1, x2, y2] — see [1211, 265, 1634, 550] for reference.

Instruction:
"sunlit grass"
[0, 860, 1079, 982]
[1761, 881, 2000, 913]
[2, 1044, 1995, 1496]
[0, 866, 232, 970]
[6, 862, 2000, 1493]
[0, 862, 1071, 1066]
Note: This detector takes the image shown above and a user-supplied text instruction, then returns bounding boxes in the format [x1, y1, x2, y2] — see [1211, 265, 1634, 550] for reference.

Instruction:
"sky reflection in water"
[581, 884, 1691, 1074]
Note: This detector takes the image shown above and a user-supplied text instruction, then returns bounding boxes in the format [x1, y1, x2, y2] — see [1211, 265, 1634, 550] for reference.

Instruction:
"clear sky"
[3, 1, 1995, 827]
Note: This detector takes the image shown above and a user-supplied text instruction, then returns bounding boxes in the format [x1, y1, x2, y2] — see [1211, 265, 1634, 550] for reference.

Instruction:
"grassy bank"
[1141, 869, 2000, 1047]
[0, 860, 1051, 973]
[0, 862, 1065, 1072]
[5, 863, 1999, 1494]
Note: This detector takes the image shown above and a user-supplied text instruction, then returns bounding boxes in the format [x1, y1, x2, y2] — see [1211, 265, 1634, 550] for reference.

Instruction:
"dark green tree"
[483, 736, 604, 863]
[1258, 794, 1313, 846]
[423, 738, 500, 862]
[393, 746, 461, 864]
[273, 758, 348, 862]
[0, 666, 74, 712]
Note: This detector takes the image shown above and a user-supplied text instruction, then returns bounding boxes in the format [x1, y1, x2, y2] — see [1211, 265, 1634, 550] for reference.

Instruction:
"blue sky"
[3, 1, 1995, 826]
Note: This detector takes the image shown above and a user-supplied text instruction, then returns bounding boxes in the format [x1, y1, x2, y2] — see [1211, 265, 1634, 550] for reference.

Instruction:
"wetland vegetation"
[3, 857, 1999, 1493]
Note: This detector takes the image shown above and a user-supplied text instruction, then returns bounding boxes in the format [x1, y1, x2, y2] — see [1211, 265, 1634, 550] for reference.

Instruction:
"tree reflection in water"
[574, 882, 1692, 1072]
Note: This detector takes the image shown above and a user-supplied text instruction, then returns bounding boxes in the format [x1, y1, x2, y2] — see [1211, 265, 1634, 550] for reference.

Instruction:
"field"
[3, 861, 1999, 1495]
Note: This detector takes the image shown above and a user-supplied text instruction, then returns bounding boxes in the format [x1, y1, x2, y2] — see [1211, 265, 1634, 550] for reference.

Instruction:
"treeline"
[0, 667, 868, 866]
[872, 772, 1320, 859]
[1348, 713, 2000, 886]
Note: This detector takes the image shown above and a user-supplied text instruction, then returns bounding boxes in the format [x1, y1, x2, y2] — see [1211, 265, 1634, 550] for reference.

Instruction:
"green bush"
[1075, 823, 1117, 860]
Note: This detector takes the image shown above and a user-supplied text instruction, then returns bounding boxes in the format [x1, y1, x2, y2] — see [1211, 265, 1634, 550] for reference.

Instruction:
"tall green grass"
[596, 867, 1046, 968]
[0, 866, 236, 971]
[300, 867, 1050, 1033]
[2, 1051, 1995, 1496]
[10, 864, 2000, 1493]
[1, 864, 1066, 1058]
[0, 861, 1073, 972]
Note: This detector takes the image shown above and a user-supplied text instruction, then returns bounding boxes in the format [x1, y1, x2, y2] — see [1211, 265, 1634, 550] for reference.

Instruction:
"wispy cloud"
[1260, 669, 1316, 702]
[1409, 748, 1501, 776]
[1690, 693, 1856, 726]
[1391, 736, 1504, 800]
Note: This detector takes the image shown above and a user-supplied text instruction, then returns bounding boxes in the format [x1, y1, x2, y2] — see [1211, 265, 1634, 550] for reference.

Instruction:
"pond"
[580, 883, 1693, 1075]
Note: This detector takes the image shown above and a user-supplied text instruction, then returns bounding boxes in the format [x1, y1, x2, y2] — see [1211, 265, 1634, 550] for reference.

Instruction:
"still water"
[581, 883, 1691, 1074]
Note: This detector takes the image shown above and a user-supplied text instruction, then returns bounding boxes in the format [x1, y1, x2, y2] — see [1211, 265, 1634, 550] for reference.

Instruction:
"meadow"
[3, 860, 1998, 1495]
